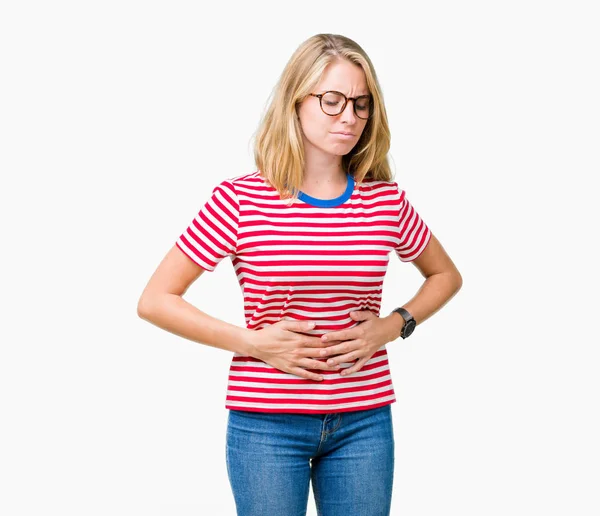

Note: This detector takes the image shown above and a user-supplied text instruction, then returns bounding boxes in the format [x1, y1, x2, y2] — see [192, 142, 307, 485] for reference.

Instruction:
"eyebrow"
[323, 89, 371, 96]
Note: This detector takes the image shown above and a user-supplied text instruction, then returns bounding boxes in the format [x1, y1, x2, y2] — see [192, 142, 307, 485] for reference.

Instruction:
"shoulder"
[355, 178, 405, 201]
[211, 170, 264, 196]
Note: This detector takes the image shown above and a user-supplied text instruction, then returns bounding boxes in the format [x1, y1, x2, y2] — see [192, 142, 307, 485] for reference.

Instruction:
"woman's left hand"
[319, 310, 399, 376]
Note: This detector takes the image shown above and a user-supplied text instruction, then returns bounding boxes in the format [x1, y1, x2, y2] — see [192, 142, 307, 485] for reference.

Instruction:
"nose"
[339, 99, 357, 124]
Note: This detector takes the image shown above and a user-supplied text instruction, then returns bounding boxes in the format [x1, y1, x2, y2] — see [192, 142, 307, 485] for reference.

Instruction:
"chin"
[326, 148, 350, 157]
[331, 143, 357, 153]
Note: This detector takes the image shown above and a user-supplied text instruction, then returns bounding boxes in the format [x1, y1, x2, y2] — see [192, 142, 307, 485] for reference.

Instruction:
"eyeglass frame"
[308, 91, 373, 120]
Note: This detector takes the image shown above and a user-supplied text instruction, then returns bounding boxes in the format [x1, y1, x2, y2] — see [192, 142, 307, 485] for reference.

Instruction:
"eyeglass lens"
[321, 92, 371, 119]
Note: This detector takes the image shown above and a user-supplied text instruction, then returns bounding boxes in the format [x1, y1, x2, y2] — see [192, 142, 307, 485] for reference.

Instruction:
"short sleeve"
[175, 180, 239, 272]
[394, 185, 432, 262]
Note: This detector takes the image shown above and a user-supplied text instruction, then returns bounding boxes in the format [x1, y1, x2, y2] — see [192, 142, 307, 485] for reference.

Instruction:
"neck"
[302, 141, 347, 188]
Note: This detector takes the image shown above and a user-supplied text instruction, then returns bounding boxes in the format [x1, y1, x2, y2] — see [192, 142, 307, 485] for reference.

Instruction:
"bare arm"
[386, 233, 463, 337]
[137, 245, 254, 355]
[137, 245, 334, 380]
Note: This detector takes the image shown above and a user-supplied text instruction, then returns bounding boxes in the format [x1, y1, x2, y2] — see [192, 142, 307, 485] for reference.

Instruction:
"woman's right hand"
[247, 320, 340, 381]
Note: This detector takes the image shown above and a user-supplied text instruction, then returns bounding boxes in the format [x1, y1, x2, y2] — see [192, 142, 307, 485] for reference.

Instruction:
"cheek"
[301, 115, 330, 145]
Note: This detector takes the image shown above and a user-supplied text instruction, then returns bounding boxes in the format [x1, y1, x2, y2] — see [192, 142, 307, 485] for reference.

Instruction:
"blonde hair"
[252, 33, 393, 201]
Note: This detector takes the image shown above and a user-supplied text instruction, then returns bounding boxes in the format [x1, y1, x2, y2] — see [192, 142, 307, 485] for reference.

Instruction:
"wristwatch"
[391, 307, 416, 339]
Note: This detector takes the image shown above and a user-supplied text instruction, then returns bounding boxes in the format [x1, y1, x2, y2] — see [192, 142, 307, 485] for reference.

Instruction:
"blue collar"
[297, 173, 355, 208]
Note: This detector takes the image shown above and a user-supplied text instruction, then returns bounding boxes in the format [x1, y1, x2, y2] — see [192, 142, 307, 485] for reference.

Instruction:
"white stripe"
[238, 237, 398, 248]
[237, 255, 390, 264]
[242, 214, 399, 224]
[236, 244, 397, 252]
[228, 374, 391, 391]
[228, 361, 391, 381]
[235, 264, 388, 273]
[243, 292, 382, 302]
[231, 350, 388, 366]
[225, 395, 396, 412]
[236, 271, 385, 283]
[244, 298, 381, 310]
[227, 384, 393, 401]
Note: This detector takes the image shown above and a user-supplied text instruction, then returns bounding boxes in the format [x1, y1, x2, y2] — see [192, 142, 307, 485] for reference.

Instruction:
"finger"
[301, 336, 332, 348]
[325, 352, 361, 367]
[290, 366, 324, 381]
[339, 357, 369, 376]
[321, 329, 359, 342]
[284, 320, 316, 333]
[302, 340, 345, 356]
[301, 358, 341, 371]
[317, 340, 356, 358]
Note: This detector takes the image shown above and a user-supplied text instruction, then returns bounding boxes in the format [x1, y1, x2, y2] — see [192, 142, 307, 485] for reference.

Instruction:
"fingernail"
[308, 322, 315, 328]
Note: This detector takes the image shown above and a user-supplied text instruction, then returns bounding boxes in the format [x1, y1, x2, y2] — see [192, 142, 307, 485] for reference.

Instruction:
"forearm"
[384, 271, 463, 340]
[137, 294, 254, 355]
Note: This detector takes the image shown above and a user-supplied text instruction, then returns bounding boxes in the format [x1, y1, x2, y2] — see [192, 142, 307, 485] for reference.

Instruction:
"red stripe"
[239, 229, 400, 239]
[226, 389, 394, 405]
[225, 399, 395, 414]
[227, 378, 392, 395]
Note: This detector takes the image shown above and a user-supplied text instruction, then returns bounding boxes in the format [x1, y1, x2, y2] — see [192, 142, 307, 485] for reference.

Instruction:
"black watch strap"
[391, 307, 416, 339]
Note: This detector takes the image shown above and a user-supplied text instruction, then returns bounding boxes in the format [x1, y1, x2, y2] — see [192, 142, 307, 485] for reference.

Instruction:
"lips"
[332, 132, 354, 136]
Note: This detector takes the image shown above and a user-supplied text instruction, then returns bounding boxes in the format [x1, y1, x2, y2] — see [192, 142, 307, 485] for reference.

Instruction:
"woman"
[138, 33, 462, 516]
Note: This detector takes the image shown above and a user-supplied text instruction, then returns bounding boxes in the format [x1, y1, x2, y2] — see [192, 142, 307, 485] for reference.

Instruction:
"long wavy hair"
[252, 33, 393, 201]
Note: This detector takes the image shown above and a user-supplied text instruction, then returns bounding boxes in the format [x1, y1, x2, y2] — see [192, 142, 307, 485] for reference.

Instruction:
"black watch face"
[403, 319, 416, 338]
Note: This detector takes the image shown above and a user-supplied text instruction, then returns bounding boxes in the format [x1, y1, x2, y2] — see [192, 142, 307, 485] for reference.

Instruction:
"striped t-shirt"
[176, 170, 431, 414]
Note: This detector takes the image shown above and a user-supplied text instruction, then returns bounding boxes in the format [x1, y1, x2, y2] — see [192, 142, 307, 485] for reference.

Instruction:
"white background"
[2, 1, 599, 515]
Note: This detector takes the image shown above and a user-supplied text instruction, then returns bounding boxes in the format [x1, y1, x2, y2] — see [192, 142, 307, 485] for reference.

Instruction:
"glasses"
[309, 91, 373, 120]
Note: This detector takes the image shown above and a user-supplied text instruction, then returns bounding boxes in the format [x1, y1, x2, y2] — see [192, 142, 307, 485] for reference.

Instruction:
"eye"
[322, 92, 344, 106]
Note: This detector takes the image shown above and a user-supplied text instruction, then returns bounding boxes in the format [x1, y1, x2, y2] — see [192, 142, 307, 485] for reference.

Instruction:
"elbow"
[137, 292, 176, 319]
[453, 269, 463, 293]
[137, 295, 154, 320]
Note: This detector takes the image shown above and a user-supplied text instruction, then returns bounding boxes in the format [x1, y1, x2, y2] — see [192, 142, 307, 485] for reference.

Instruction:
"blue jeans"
[225, 404, 395, 516]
